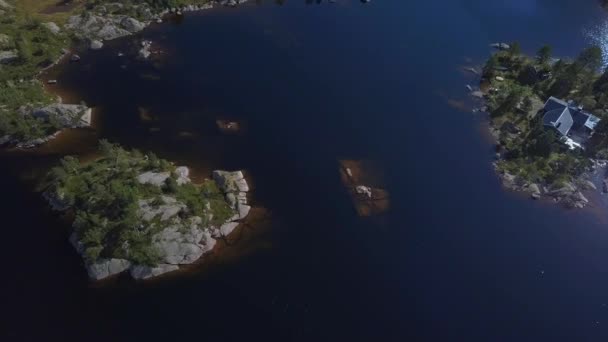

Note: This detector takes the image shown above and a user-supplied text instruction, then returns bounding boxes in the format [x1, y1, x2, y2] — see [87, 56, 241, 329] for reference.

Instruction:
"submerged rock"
[464, 67, 479, 75]
[138, 40, 152, 59]
[471, 90, 484, 98]
[490, 42, 510, 50]
[356, 185, 373, 198]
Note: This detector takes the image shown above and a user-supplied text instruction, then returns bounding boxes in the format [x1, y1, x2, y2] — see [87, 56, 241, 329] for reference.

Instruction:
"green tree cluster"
[44, 140, 233, 266]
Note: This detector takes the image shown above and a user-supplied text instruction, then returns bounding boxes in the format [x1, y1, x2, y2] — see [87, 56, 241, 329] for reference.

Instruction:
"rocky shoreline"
[0, 104, 92, 149]
[47, 168, 252, 280]
[466, 85, 602, 209]
[466, 63, 604, 209]
[495, 161, 602, 208]
[2, 0, 251, 149]
[65, 1, 250, 50]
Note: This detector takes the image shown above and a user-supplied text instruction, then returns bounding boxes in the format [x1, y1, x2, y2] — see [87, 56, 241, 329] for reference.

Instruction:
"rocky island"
[475, 42, 608, 208]
[0, 0, 259, 280]
[42, 140, 251, 280]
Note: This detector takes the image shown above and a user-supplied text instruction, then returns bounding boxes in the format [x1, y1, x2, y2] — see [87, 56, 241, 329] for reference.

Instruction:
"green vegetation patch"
[483, 43, 607, 186]
[0, 4, 71, 141]
[43, 141, 233, 266]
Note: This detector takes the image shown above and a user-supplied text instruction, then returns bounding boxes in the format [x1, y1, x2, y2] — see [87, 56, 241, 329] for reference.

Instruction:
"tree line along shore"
[478, 41, 608, 207]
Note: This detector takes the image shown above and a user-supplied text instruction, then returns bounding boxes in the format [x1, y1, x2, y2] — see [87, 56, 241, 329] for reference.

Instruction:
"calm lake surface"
[5, 0, 608, 340]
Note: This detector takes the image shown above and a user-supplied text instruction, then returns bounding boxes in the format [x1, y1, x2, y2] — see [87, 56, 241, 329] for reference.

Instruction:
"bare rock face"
[548, 182, 577, 198]
[139, 198, 217, 266]
[90, 40, 103, 50]
[130, 264, 179, 280]
[42, 22, 61, 34]
[213, 170, 251, 221]
[154, 223, 204, 264]
[213, 170, 248, 192]
[0, 33, 10, 48]
[31, 104, 91, 128]
[0, 0, 13, 9]
[0, 50, 18, 64]
[237, 204, 251, 220]
[120, 17, 146, 32]
[581, 180, 597, 191]
[86, 258, 132, 280]
[69, 15, 117, 40]
[175, 166, 191, 185]
[154, 224, 217, 265]
[5, 104, 91, 148]
[528, 183, 541, 199]
[138, 196, 185, 221]
[137, 171, 170, 186]
[67, 14, 146, 42]
[213, 222, 239, 237]
[137, 168, 190, 187]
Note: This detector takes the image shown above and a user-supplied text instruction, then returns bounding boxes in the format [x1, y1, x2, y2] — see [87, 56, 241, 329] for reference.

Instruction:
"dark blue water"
[5, 0, 608, 341]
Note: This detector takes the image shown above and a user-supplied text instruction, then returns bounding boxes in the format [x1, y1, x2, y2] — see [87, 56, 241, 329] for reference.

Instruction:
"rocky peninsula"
[473, 42, 608, 208]
[43, 141, 252, 280]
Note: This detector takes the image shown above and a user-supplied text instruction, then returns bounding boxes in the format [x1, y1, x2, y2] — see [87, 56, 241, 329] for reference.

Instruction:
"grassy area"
[15, 0, 83, 25]
[43, 141, 233, 266]
[0, 0, 72, 141]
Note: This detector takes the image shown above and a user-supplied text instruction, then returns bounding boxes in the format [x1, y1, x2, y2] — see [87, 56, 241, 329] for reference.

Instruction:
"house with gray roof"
[542, 96, 600, 148]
